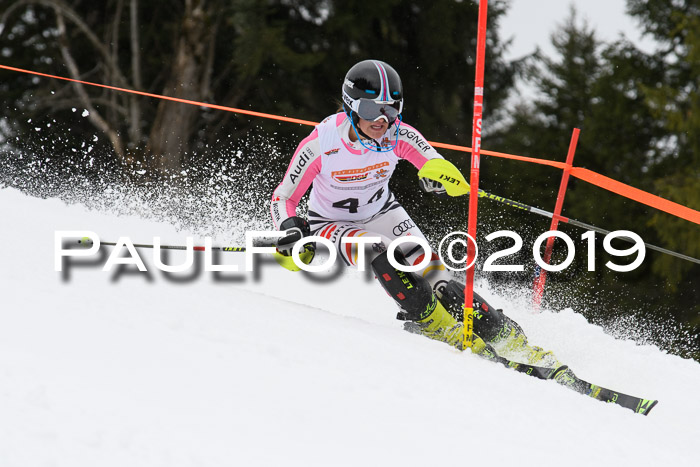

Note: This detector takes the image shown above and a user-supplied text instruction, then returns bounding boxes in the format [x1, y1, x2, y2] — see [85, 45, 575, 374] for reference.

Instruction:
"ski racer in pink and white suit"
[270, 60, 550, 358]
[270, 110, 454, 291]
[270, 61, 457, 297]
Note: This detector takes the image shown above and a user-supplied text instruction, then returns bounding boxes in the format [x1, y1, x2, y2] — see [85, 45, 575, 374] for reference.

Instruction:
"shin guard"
[371, 250, 436, 321]
[372, 251, 476, 350]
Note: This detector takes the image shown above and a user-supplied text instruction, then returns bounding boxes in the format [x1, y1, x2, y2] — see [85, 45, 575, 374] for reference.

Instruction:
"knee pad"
[371, 249, 436, 321]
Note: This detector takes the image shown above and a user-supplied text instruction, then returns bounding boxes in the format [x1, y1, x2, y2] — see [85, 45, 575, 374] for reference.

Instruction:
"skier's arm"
[394, 123, 469, 197]
[270, 129, 322, 230]
[393, 122, 444, 169]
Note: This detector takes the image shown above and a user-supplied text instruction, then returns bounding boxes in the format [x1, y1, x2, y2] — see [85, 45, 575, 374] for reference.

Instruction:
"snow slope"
[1, 186, 699, 467]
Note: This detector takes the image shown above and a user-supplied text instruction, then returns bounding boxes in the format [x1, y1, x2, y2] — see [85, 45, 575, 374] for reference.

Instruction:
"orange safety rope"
[0, 64, 318, 127]
[1, 63, 698, 225]
[571, 168, 700, 225]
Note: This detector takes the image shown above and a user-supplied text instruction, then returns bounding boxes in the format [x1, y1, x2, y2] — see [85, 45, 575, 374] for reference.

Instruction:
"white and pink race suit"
[271, 112, 453, 291]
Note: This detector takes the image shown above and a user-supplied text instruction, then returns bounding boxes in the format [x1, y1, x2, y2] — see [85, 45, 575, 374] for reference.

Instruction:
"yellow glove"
[417, 159, 470, 197]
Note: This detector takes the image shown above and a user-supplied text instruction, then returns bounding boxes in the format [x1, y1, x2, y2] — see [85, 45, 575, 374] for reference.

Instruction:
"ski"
[477, 343, 658, 415]
[551, 367, 658, 416]
[477, 343, 560, 379]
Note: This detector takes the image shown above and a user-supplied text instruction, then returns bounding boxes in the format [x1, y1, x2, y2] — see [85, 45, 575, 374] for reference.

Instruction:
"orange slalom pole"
[463, 0, 489, 350]
[531, 128, 580, 310]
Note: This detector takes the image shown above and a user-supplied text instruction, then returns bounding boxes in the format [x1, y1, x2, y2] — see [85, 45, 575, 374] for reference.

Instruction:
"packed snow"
[1, 186, 699, 466]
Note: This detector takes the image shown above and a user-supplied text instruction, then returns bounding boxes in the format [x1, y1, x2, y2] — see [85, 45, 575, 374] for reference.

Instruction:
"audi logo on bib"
[392, 219, 415, 236]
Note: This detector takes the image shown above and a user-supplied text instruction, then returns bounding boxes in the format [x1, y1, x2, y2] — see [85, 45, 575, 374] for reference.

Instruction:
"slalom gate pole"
[463, 0, 489, 351]
[532, 128, 580, 309]
[476, 190, 700, 264]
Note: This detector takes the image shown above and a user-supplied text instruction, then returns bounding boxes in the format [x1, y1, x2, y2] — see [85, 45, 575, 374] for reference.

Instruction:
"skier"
[270, 59, 555, 365]
[267, 59, 659, 414]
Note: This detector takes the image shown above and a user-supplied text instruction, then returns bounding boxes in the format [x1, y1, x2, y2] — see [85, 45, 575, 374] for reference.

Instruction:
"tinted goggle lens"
[356, 99, 401, 122]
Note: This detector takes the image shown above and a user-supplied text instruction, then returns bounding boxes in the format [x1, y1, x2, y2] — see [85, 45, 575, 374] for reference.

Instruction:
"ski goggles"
[354, 98, 403, 123]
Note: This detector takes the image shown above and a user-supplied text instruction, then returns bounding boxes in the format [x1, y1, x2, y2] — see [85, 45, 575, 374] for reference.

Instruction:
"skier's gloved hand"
[276, 216, 315, 257]
[419, 177, 449, 198]
[416, 159, 469, 196]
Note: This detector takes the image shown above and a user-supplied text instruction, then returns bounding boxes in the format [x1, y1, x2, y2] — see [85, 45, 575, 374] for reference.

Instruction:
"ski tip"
[638, 399, 659, 416]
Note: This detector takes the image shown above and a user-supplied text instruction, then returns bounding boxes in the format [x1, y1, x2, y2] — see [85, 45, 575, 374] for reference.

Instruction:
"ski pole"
[76, 237, 313, 271]
[477, 190, 700, 265]
[78, 238, 252, 252]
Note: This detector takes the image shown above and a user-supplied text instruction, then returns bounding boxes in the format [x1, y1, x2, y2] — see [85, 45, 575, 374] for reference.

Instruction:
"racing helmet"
[342, 60, 403, 126]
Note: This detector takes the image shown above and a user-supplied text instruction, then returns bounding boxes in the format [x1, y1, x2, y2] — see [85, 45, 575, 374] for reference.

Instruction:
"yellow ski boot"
[439, 280, 562, 367]
[491, 326, 562, 368]
[401, 294, 487, 352]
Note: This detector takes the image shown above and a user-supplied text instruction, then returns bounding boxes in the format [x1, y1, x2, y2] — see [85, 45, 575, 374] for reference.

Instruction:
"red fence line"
[1, 63, 698, 225]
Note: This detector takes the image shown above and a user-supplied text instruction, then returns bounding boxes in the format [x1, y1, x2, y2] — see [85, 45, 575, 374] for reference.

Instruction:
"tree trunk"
[146, 0, 212, 173]
[53, 6, 129, 166]
[129, 0, 143, 145]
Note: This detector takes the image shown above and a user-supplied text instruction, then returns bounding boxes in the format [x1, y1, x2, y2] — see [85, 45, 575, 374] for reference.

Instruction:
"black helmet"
[342, 60, 403, 125]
